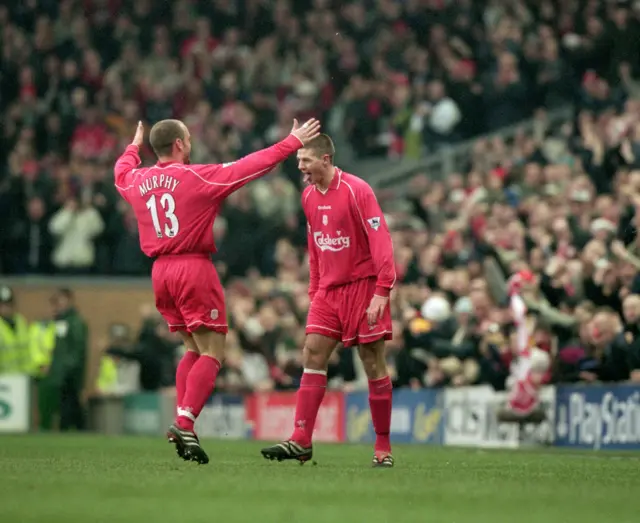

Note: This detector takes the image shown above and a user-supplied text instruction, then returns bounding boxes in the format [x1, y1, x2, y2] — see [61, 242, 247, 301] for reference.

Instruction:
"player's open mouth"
[302, 172, 311, 185]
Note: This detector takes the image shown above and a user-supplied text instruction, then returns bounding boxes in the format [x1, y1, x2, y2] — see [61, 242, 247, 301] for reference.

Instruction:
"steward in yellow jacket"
[0, 286, 32, 375]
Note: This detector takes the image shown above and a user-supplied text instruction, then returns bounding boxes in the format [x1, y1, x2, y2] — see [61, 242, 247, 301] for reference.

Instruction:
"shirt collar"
[328, 168, 342, 190]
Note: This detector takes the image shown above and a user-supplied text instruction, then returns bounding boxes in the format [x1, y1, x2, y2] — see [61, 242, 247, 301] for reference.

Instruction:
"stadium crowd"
[2, 0, 640, 398]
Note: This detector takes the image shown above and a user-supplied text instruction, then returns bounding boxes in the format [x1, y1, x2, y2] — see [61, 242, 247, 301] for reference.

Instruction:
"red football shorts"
[306, 277, 392, 347]
[151, 254, 228, 334]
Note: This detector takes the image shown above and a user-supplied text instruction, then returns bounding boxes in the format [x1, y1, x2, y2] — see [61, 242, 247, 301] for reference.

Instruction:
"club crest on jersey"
[322, 215, 328, 226]
[367, 217, 381, 231]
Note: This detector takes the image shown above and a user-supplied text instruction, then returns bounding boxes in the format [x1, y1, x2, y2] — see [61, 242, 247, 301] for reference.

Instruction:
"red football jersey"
[113, 134, 303, 257]
[302, 168, 396, 299]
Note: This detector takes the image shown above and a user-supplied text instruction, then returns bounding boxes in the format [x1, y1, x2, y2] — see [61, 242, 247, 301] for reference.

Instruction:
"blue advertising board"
[195, 394, 250, 439]
[345, 389, 443, 444]
[555, 384, 640, 450]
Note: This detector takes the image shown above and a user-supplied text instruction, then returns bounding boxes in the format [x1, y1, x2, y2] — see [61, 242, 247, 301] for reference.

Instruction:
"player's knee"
[199, 347, 223, 361]
[191, 327, 226, 361]
[358, 340, 387, 379]
[178, 331, 200, 354]
[302, 334, 335, 371]
[302, 344, 328, 370]
[359, 350, 380, 377]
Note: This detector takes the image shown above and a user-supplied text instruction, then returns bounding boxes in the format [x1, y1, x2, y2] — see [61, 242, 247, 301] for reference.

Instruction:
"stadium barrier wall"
[89, 396, 125, 435]
[0, 374, 31, 433]
[345, 389, 443, 444]
[4, 375, 640, 451]
[114, 384, 640, 450]
[554, 383, 640, 450]
[245, 391, 345, 442]
[197, 394, 249, 439]
[442, 386, 556, 448]
[7, 278, 155, 352]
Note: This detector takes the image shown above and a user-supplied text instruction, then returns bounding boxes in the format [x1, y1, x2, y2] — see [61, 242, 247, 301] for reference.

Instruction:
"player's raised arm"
[195, 119, 321, 199]
[114, 121, 143, 199]
[357, 183, 396, 298]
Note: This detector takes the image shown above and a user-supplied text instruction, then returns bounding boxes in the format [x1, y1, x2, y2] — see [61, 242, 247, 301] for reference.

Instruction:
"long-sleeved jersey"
[114, 134, 303, 257]
[302, 168, 396, 300]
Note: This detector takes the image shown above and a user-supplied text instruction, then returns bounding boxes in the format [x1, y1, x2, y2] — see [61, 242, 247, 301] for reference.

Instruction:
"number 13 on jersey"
[146, 193, 180, 238]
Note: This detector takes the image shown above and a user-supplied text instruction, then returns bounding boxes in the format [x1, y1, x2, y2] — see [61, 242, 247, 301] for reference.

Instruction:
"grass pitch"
[0, 435, 638, 523]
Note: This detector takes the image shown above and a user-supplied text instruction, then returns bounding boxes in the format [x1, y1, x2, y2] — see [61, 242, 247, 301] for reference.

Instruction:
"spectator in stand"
[622, 294, 640, 382]
[48, 195, 104, 273]
[2, 0, 640, 275]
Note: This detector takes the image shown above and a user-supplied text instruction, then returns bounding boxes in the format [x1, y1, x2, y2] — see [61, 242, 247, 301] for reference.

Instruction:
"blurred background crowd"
[2, 0, 640, 415]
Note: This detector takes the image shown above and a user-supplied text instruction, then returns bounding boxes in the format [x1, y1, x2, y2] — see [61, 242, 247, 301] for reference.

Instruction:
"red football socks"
[369, 376, 393, 453]
[176, 350, 200, 409]
[176, 355, 221, 431]
[290, 369, 327, 446]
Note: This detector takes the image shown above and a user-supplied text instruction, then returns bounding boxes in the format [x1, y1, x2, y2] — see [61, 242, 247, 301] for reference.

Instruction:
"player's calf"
[174, 329, 223, 433]
[287, 334, 337, 446]
[359, 340, 393, 456]
[261, 335, 337, 464]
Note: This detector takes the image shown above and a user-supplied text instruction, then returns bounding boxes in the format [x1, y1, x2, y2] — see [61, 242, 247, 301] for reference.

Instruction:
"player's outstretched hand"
[131, 120, 144, 148]
[366, 294, 389, 326]
[291, 118, 321, 145]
